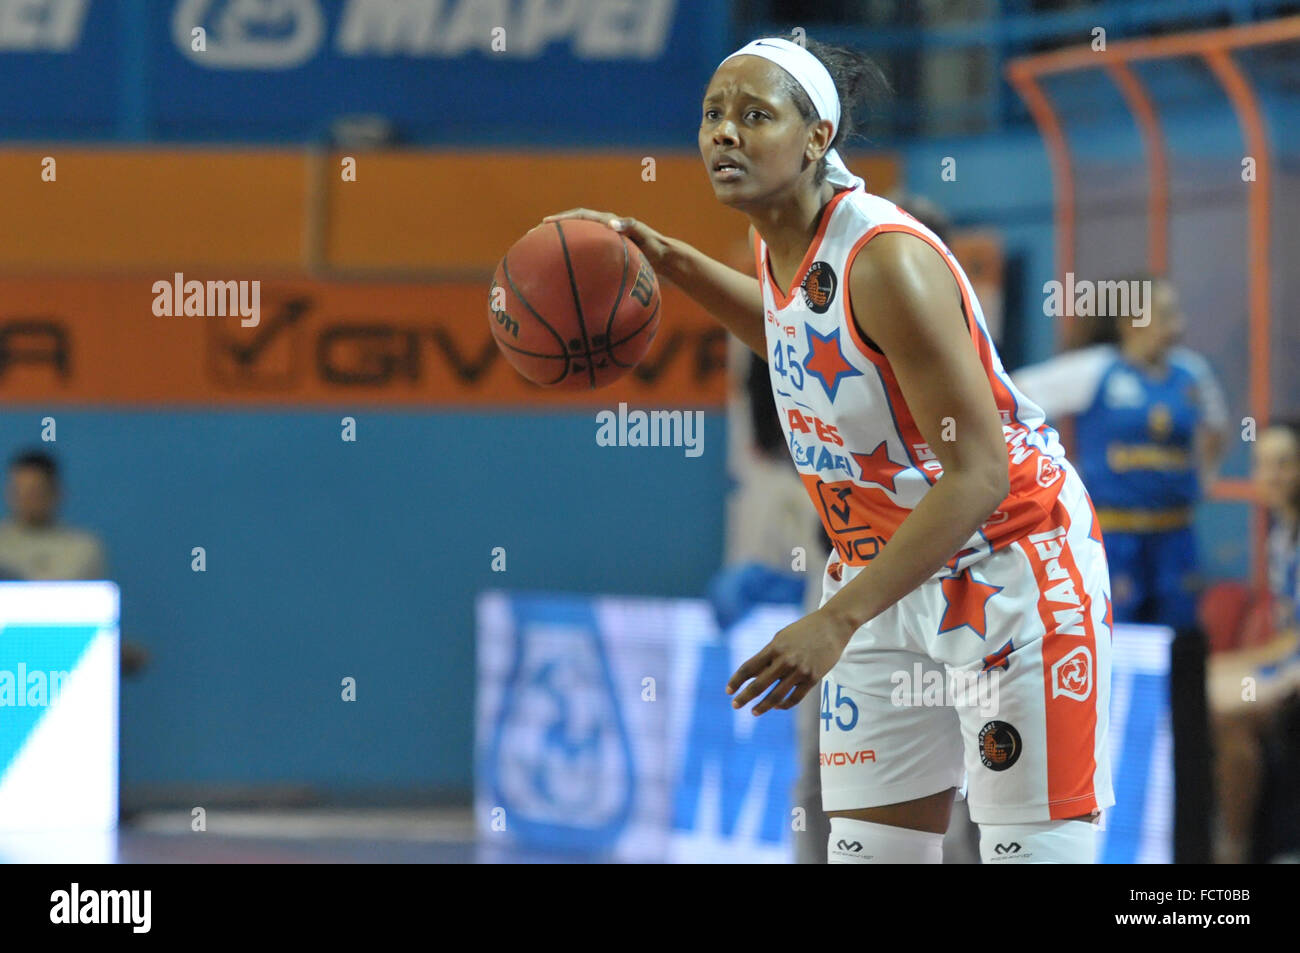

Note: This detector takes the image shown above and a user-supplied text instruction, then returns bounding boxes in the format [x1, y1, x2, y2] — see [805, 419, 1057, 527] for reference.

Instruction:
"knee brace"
[979, 818, 1097, 864]
[828, 817, 944, 864]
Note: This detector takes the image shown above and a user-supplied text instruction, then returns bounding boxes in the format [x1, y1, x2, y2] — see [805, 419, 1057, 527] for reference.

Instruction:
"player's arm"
[655, 226, 766, 357]
[818, 233, 1011, 632]
[1010, 345, 1108, 423]
[728, 233, 1010, 715]
[1178, 348, 1230, 485]
[540, 209, 765, 356]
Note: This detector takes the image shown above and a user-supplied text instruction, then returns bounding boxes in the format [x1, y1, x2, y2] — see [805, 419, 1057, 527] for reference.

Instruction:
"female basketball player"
[543, 35, 1113, 864]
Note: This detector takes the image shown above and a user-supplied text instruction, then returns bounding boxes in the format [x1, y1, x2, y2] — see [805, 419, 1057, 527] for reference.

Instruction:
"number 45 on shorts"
[821, 680, 859, 731]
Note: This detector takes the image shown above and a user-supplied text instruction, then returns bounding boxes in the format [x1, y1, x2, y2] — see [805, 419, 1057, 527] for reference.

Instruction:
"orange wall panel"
[0, 150, 308, 272]
[0, 148, 896, 277]
[323, 151, 897, 274]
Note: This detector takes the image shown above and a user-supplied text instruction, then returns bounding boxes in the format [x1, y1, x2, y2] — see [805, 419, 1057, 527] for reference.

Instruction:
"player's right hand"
[539, 209, 672, 273]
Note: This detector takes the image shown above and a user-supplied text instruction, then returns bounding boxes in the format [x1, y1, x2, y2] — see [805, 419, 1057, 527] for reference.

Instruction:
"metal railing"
[739, 0, 1300, 138]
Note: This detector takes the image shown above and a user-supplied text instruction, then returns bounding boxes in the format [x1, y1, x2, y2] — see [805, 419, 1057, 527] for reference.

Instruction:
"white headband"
[718, 37, 863, 191]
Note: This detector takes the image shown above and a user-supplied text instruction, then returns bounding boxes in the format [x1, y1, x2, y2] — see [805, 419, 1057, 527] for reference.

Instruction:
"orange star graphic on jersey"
[802, 325, 862, 401]
[982, 639, 1015, 672]
[946, 546, 981, 571]
[937, 569, 1004, 640]
[850, 441, 908, 493]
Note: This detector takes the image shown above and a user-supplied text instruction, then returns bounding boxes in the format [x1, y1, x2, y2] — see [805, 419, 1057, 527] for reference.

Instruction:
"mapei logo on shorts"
[820, 749, 875, 766]
[798, 261, 837, 314]
[173, 0, 325, 68]
[1025, 525, 1088, 637]
[1051, 645, 1093, 701]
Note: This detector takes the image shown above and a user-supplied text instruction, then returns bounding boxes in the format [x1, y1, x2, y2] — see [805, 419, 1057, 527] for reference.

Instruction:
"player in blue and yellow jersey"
[1012, 278, 1229, 630]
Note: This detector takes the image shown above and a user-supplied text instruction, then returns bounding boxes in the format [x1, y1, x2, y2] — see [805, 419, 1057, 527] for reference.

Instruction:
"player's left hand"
[726, 608, 858, 716]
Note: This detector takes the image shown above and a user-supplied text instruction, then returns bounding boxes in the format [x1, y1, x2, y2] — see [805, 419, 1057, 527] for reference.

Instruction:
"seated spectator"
[0, 450, 106, 580]
[1210, 421, 1300, 863]
[0, 449, 148, 677]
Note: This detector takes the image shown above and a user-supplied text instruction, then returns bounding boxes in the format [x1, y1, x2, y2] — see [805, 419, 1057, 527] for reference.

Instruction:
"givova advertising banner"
[0, 276, 727, 407]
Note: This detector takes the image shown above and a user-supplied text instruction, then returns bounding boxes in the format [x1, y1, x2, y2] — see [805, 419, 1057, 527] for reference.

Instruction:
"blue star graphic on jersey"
[802, 324, 862, 401]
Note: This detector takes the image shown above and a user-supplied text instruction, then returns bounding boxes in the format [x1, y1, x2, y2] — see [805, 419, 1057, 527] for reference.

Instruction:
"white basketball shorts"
[818, 467, 1115, 825]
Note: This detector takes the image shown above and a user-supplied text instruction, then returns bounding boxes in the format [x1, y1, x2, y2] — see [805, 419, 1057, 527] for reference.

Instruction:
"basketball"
[488, 219, 662, 389]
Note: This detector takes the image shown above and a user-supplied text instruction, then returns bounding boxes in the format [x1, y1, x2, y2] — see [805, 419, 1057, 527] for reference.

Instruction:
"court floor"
[0, 808, 607, 864]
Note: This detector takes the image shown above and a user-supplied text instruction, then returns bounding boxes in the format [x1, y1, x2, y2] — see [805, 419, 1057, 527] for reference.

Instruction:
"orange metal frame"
[1006, 17, 1300, 588]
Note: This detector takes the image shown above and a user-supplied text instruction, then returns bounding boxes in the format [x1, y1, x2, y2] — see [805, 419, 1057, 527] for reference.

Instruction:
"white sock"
[828, 817, 944, 864]
[979, 818, 1097, 864]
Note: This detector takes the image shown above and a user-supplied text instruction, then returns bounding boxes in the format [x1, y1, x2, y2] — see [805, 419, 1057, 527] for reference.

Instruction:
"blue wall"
[0, 410, 726, 794]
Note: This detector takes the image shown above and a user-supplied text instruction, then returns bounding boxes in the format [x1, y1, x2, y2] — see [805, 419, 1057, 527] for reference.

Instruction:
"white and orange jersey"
[755, 186, 1071, 574]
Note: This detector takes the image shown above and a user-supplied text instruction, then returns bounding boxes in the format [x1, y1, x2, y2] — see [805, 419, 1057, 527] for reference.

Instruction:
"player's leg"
[975, 813, 1101, 864]
[826, 788, 956, 864]
[1153, 525, 1201, 631]
[1103, 529, 1143, 623]
[1211, 706, 1266, 863]
[818, 651, 964, 864]
[1156, 524, 1214, 862]
[816, 557, 965, 863]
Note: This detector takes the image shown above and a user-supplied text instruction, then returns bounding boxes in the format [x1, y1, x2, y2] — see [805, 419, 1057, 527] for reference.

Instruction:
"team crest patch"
[800, 261, 837, 313]
[978, 720, 1022, 771]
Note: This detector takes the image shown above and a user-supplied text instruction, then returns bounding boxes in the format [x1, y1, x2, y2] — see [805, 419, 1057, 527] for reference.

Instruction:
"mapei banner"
[0, 0, 728, 144]
[0, 276, 727, 406]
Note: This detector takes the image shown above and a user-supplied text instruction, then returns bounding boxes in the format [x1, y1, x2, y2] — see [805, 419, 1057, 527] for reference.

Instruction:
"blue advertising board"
[476, 590, 1176, 863]
[0, 0, 730, 144]
[476, 590, 800, 863]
